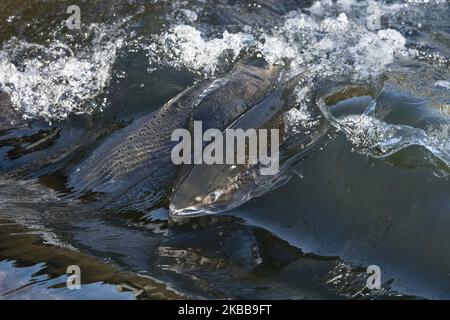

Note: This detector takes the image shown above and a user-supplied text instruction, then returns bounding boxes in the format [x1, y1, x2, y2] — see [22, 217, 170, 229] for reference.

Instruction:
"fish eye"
[195, 196, 202, 202]
[205, 190, 222, 204]
[208, 192, 217, 202]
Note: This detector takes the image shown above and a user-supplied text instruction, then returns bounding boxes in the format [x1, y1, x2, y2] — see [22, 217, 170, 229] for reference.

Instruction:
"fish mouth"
[169, 204, 220, 218]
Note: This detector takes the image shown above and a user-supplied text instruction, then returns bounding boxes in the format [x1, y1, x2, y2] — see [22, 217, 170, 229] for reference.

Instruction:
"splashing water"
[147, 25, 257, 76]
[147, 1, 413, 81]
[317, 99, 450, 167]
[0, 24, 124, 120]
[147, 0, 450, 117]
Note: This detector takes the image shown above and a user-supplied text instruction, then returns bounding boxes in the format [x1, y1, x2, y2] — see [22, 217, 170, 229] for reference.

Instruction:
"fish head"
[170, 164, 251, 217]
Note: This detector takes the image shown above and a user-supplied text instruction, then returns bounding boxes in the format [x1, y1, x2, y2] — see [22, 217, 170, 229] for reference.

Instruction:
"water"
[0, 0, 449, 299]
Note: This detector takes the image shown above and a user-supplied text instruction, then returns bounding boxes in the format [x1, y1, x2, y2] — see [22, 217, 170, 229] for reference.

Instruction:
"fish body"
[67, 57, 281, 211]
[170, 74, 330, 216]
[191, 58, 282, 131]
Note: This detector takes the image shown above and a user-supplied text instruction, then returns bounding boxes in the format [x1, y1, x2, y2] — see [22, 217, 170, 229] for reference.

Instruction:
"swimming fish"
[170, 74, 330, 216]
[67, 56, 281, 212]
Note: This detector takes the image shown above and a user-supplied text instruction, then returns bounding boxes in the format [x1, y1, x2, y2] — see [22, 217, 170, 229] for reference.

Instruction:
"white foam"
[148, 25, 257, 76]
[0, 24, 124, 120]
[149, 0, 410, 95]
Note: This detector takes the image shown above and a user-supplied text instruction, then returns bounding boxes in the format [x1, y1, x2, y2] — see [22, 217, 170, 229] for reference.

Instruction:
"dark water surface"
[0, 0, 449, 299]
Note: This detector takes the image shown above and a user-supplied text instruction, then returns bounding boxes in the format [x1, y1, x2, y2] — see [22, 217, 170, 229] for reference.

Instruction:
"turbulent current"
[0, 0, 449, 299]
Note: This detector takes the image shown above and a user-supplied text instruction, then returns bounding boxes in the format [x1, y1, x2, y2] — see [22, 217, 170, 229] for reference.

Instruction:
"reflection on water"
[0, 219, 186, 299]
[0, 212, 408, 299]
[0, 0, 449, 299]
[0, 260, 136, 300]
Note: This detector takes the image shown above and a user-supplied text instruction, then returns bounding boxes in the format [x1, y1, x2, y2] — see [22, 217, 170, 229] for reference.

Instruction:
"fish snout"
[169, 203, 221, 218]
